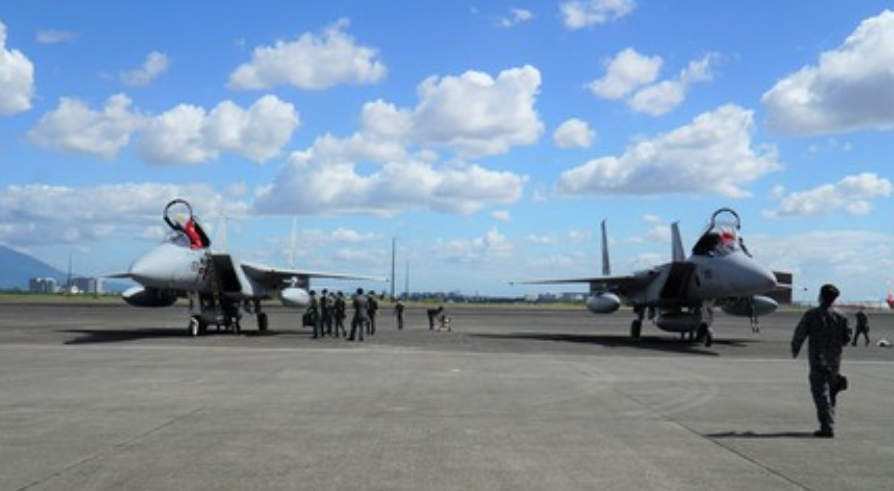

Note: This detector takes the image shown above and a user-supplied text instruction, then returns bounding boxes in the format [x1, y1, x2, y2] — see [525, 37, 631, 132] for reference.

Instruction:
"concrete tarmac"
[1, 300, 892, 491]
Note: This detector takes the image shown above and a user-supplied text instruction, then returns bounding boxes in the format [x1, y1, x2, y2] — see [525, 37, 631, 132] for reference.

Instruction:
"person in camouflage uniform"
[348, 288, 369, 342]
[791, 284, 852, 438]
[308, 290, 321, 340]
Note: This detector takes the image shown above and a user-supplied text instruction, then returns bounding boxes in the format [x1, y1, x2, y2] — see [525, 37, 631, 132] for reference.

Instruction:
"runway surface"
[1, 300, 892, 491]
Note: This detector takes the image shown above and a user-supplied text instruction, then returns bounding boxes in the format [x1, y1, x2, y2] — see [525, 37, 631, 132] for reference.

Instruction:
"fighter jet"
[111, 199, 382, 336]
[517, 208, 779, 346]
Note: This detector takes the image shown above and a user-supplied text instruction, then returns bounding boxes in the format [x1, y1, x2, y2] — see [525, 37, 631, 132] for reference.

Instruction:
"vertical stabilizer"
[601, 219, 611, 276]
[671, 222, 685, 262]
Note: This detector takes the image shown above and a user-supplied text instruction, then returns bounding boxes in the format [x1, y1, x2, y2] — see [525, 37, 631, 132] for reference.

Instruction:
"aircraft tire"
[630, 320, 642, 339]
[705, 328, 714, 348]
[258, 313, 269, 332]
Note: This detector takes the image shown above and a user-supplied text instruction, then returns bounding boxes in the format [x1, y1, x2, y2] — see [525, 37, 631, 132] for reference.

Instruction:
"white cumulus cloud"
[28, 94, 143, 159]
[254, 140, 527, 217]
[120, 51, 170, 87]
[553, 118, 595, 149]
[0, 183, 245, 247]
[29, 94, 298, 164]
[589, 50, 715, 116]
[228, 18, 386, 90]
[560, 0, 637, 30]
[433, 228, 513, 263]
[137, 95, 299, 165]
[411, 65, 544, 157]
[0, 19, 35, 116]
[556, 104, 780, 198]
[498, 8, 534, 28]
[587, 48, 661, 100]
[768, 173, 893, 217]
[252, 65, 541, 217]
[763, 10, 894, 135]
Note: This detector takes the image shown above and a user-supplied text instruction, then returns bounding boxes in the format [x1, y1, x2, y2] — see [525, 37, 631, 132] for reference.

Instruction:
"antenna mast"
[390, 237, 396, 299]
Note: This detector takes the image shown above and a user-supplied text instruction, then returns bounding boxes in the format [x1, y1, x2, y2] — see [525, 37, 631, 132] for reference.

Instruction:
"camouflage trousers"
[809, 368, 841, 431]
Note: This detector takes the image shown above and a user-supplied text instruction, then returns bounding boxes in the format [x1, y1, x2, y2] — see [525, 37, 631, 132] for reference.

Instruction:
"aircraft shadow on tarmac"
[62, 328, 191, 344]
[60, 328, 287, 344]
[707, 431, 816, 439]
[469, 332, 755, 356]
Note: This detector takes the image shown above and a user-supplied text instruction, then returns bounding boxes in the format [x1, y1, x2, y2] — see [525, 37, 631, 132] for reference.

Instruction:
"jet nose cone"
[735, 260, 777, 294]
[128, 255, 154, 283]
[127, 247, 170, 285]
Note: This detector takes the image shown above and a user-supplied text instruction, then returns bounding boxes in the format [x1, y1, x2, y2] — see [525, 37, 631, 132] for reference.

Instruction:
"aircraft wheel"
[258, 313, 269, 332]
[630, 320, 642, 339]
[704, 328, 714, 347]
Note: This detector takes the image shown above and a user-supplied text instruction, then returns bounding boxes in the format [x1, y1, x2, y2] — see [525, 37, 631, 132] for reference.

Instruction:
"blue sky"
[1, 1, 893, 301]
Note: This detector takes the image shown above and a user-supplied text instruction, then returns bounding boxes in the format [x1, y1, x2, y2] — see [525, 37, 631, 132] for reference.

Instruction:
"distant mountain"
[0, 244, 65, 290]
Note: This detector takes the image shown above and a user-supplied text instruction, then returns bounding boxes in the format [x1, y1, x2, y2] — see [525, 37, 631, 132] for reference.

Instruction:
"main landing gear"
[630, 305, 714, 347]
[185, 295, 272, 337]
[630, 306, 645, 340]
[186, 313, 241, 337]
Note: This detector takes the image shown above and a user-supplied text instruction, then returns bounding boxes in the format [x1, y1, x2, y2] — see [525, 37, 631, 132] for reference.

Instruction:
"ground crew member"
[427, 306, 443, 330]
[394, 299, 405, 330]
[334, 291, 347, 337]
[348, 288, 369, 342]
[367, 292, 379, 335]
[308, 290, 321, 339]
[791, 284, 852, 438]
[852, 309, 870, 346]
[321, 289, 333, 337]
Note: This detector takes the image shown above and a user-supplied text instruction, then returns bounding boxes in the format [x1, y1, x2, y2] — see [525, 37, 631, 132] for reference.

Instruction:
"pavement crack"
[679, 420, 816, 491]
[14, 406, 206, 491]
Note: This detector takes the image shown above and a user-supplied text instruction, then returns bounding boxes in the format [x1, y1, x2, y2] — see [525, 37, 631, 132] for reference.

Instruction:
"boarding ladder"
[204, 250, 226, 326]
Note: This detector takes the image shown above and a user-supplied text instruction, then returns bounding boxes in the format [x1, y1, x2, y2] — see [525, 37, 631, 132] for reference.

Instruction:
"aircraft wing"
[514, 272, 655, 295]
[240, 261, 386, 290]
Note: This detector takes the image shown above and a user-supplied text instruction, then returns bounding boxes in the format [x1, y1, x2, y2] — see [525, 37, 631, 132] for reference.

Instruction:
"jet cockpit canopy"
[163, 198, 210, 250]
[691, 207, 750, 257]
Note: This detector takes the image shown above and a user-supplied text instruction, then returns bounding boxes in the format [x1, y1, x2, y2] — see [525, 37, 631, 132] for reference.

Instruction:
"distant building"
[29, 277, 58, 293]
[766, 271, 793, 305]
[71, 277, 103, 295]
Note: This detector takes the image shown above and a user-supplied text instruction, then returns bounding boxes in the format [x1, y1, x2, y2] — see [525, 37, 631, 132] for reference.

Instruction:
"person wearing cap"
[791, 284, 853, 438]
[320, 289, 333, 337]
[334, 291, 347, 337]
[348, 288, 369, 342]
[367, 292, 379, 336]
[852, 309, 870, 347]
[308, 290, 321, 339]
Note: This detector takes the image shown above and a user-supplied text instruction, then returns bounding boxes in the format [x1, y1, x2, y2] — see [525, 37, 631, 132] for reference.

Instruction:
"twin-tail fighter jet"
[518, 208, 780, 347]
[111, 199, 382, 336]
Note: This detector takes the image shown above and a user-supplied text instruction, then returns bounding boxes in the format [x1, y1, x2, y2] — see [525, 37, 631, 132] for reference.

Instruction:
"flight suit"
[308, 292, 321, 339]
[349, 292, 369, 341]
[791, 306, 852, 436]
[852, 310, 870, 346]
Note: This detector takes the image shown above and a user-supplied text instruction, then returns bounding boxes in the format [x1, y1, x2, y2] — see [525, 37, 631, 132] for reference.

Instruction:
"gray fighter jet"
[111, 199, 382, 336]
[518, 208, 779, 346]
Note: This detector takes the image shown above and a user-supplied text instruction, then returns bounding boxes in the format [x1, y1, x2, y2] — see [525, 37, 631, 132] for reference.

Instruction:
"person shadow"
[707, 431, 815, 439]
